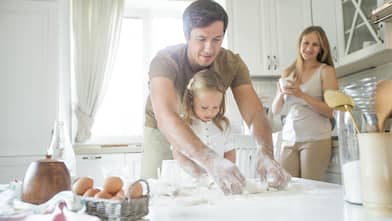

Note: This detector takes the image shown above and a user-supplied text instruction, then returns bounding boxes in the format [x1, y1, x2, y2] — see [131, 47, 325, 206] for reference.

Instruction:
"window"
[89, 16, 186, 144]
[89, 18, 144, 144]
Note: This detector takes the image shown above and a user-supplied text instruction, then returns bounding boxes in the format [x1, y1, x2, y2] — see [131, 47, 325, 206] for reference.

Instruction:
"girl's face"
[300, 32, 321, 62]
[193, 89, 223, 122]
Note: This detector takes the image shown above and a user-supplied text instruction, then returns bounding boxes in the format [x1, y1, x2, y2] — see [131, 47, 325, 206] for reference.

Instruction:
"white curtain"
[72, 0, 124, 142]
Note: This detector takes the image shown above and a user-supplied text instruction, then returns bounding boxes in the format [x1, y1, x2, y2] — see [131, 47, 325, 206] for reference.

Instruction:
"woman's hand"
[282, 80, 304, 98]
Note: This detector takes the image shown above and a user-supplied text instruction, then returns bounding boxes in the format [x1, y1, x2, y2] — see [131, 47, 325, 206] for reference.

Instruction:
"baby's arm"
[224, 149, 236, 163]
[172, 148, 206, 178]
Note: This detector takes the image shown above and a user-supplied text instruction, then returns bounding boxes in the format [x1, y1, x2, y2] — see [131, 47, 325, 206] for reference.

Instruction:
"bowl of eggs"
[72, 176, 149, 220]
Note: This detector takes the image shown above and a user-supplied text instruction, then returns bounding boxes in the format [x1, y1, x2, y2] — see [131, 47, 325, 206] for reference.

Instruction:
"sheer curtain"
[72, 0, 124, 142]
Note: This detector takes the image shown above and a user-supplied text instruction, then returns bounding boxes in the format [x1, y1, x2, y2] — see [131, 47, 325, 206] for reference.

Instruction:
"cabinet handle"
[81, 156, 102, 160]
[267, 55, 271, 70]
[333, 46, 338, 63]
[273, 55, 278, 71]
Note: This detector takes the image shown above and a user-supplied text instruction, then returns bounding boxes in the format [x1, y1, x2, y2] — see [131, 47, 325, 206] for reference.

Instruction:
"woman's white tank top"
[281, 64, 331, 145]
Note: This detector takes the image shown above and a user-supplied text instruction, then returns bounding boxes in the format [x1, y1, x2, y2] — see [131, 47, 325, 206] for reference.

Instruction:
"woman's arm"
[271, 82, 285, 115]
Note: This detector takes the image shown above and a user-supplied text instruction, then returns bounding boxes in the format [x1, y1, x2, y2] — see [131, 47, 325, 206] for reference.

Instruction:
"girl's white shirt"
[190, 118, 234, 157]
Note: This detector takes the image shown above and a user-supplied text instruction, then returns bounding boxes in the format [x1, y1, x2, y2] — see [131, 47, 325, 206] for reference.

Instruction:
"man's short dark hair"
[182, 0, 228, 40]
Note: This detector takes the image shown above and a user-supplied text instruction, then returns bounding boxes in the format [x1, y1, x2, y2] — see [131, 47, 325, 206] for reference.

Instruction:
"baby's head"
[183, 69, 228, 130]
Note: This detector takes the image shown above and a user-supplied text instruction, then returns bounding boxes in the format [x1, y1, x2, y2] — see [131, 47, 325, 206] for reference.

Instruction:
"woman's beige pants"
[279, 138, 331, 181]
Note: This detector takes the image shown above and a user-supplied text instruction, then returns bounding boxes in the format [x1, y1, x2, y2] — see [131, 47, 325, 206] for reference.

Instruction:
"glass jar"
[335, 110, 362, 204]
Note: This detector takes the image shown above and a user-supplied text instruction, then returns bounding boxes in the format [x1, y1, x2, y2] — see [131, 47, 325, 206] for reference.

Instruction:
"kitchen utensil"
[324, 90, 360, 134]
[374, 80, 392, 132]
[21, 156, 71, 204]
[358, 133, 392, 213]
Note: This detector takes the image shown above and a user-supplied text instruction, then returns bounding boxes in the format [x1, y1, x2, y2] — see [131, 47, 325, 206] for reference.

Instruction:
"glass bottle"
[335, 111, 362, 204]
[47, 121, 76, 177]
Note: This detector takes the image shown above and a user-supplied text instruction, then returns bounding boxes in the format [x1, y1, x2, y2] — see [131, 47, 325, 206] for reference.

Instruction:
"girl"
[271, 26, 339, 181]
[171, 69, 236, 177]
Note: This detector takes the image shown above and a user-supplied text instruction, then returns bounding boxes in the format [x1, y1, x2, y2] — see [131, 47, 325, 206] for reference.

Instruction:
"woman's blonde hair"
[283, 26, 334, 79]
[183, 69, 229, 131]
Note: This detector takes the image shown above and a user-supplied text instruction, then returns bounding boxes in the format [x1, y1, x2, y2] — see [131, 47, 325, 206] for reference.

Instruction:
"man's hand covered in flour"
[256, 149, 291, 190]
[172, 149, 206, 178]
[190, 147, 246, 195]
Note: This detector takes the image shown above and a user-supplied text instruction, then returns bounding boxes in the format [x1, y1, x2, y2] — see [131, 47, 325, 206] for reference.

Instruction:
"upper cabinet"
[227, 0, 312, 77]
[311, 0, 340, 66]
[335, 0, 392, 76]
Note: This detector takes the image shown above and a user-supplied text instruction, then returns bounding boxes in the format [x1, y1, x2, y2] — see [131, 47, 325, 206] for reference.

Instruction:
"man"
[141, 0, 290, 194]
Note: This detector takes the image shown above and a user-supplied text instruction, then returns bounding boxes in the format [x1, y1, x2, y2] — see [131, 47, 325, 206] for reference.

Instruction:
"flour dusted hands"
[190, 147, 246, 195]
[256, 151, 291, 190]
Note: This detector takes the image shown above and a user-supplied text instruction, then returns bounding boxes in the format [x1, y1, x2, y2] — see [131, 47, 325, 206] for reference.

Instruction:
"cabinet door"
[76, 154, 125, 187]
[261, 0, 312, 76]
[227, 0, 264, 76]
[124, 153, 142, 182]
[311, 0, 340, 65]
[334, 0, 391, 75]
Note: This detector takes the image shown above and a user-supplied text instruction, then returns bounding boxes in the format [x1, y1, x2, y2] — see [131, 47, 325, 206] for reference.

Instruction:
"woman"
[271, 26, 338, 181]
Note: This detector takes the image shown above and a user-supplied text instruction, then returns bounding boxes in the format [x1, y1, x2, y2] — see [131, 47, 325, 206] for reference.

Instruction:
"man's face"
[187, 21, 224, 68]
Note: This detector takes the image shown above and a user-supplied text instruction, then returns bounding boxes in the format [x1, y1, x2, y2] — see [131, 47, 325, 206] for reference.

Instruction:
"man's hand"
[172, 149, 206, 178]
[189, 147, 246, 195]
[256, 153, 291, 189]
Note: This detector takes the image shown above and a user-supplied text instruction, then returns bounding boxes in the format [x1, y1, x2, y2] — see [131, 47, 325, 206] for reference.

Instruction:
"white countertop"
[147, 178, 392, 221]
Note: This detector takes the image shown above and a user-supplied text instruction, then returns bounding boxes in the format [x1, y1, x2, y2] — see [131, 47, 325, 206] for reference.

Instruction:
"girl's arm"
[224, 149, 236, 163]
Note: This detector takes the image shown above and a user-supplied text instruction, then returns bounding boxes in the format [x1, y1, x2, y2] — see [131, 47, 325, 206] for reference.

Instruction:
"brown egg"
[103, 176, 123, 194]
[72, 177, 94, 195]
[94, 191, 112, 199]
[83, 188, 101, 197]
[128, 182, 143, 199]
[112, 189, 125, 200]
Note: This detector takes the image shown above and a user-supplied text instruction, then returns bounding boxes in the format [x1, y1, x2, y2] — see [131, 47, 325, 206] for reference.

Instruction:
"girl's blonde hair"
[183, 69, 229, 131]
[283, 26, 334, 79]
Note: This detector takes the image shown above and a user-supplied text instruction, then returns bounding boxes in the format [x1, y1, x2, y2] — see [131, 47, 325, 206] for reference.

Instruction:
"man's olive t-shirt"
[144, 44, 252, 128]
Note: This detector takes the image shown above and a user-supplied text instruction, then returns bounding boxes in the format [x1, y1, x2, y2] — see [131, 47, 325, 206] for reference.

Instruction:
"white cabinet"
[311, 0, 340, 65]
[335, 0, 392, 76]
[260, 0, 312, 76]
[227, 0, 311, 76]
[76, 153, 141, 187]
[0, 156, 42, 183]
[0, 0, 70, 156]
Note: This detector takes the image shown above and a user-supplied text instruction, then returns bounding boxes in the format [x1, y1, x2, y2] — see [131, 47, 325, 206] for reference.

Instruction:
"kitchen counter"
[2, 178, 392, 221]
[147, 178, 392, 221]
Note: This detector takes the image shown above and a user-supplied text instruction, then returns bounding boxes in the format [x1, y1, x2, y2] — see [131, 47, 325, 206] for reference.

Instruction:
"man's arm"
[150, 77, 205, 158]
[232, 84, 291, 189]
[232, 84, 273, 157]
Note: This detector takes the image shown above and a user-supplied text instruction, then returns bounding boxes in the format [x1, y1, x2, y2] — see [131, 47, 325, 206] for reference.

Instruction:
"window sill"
[73, 143, 142, 155]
